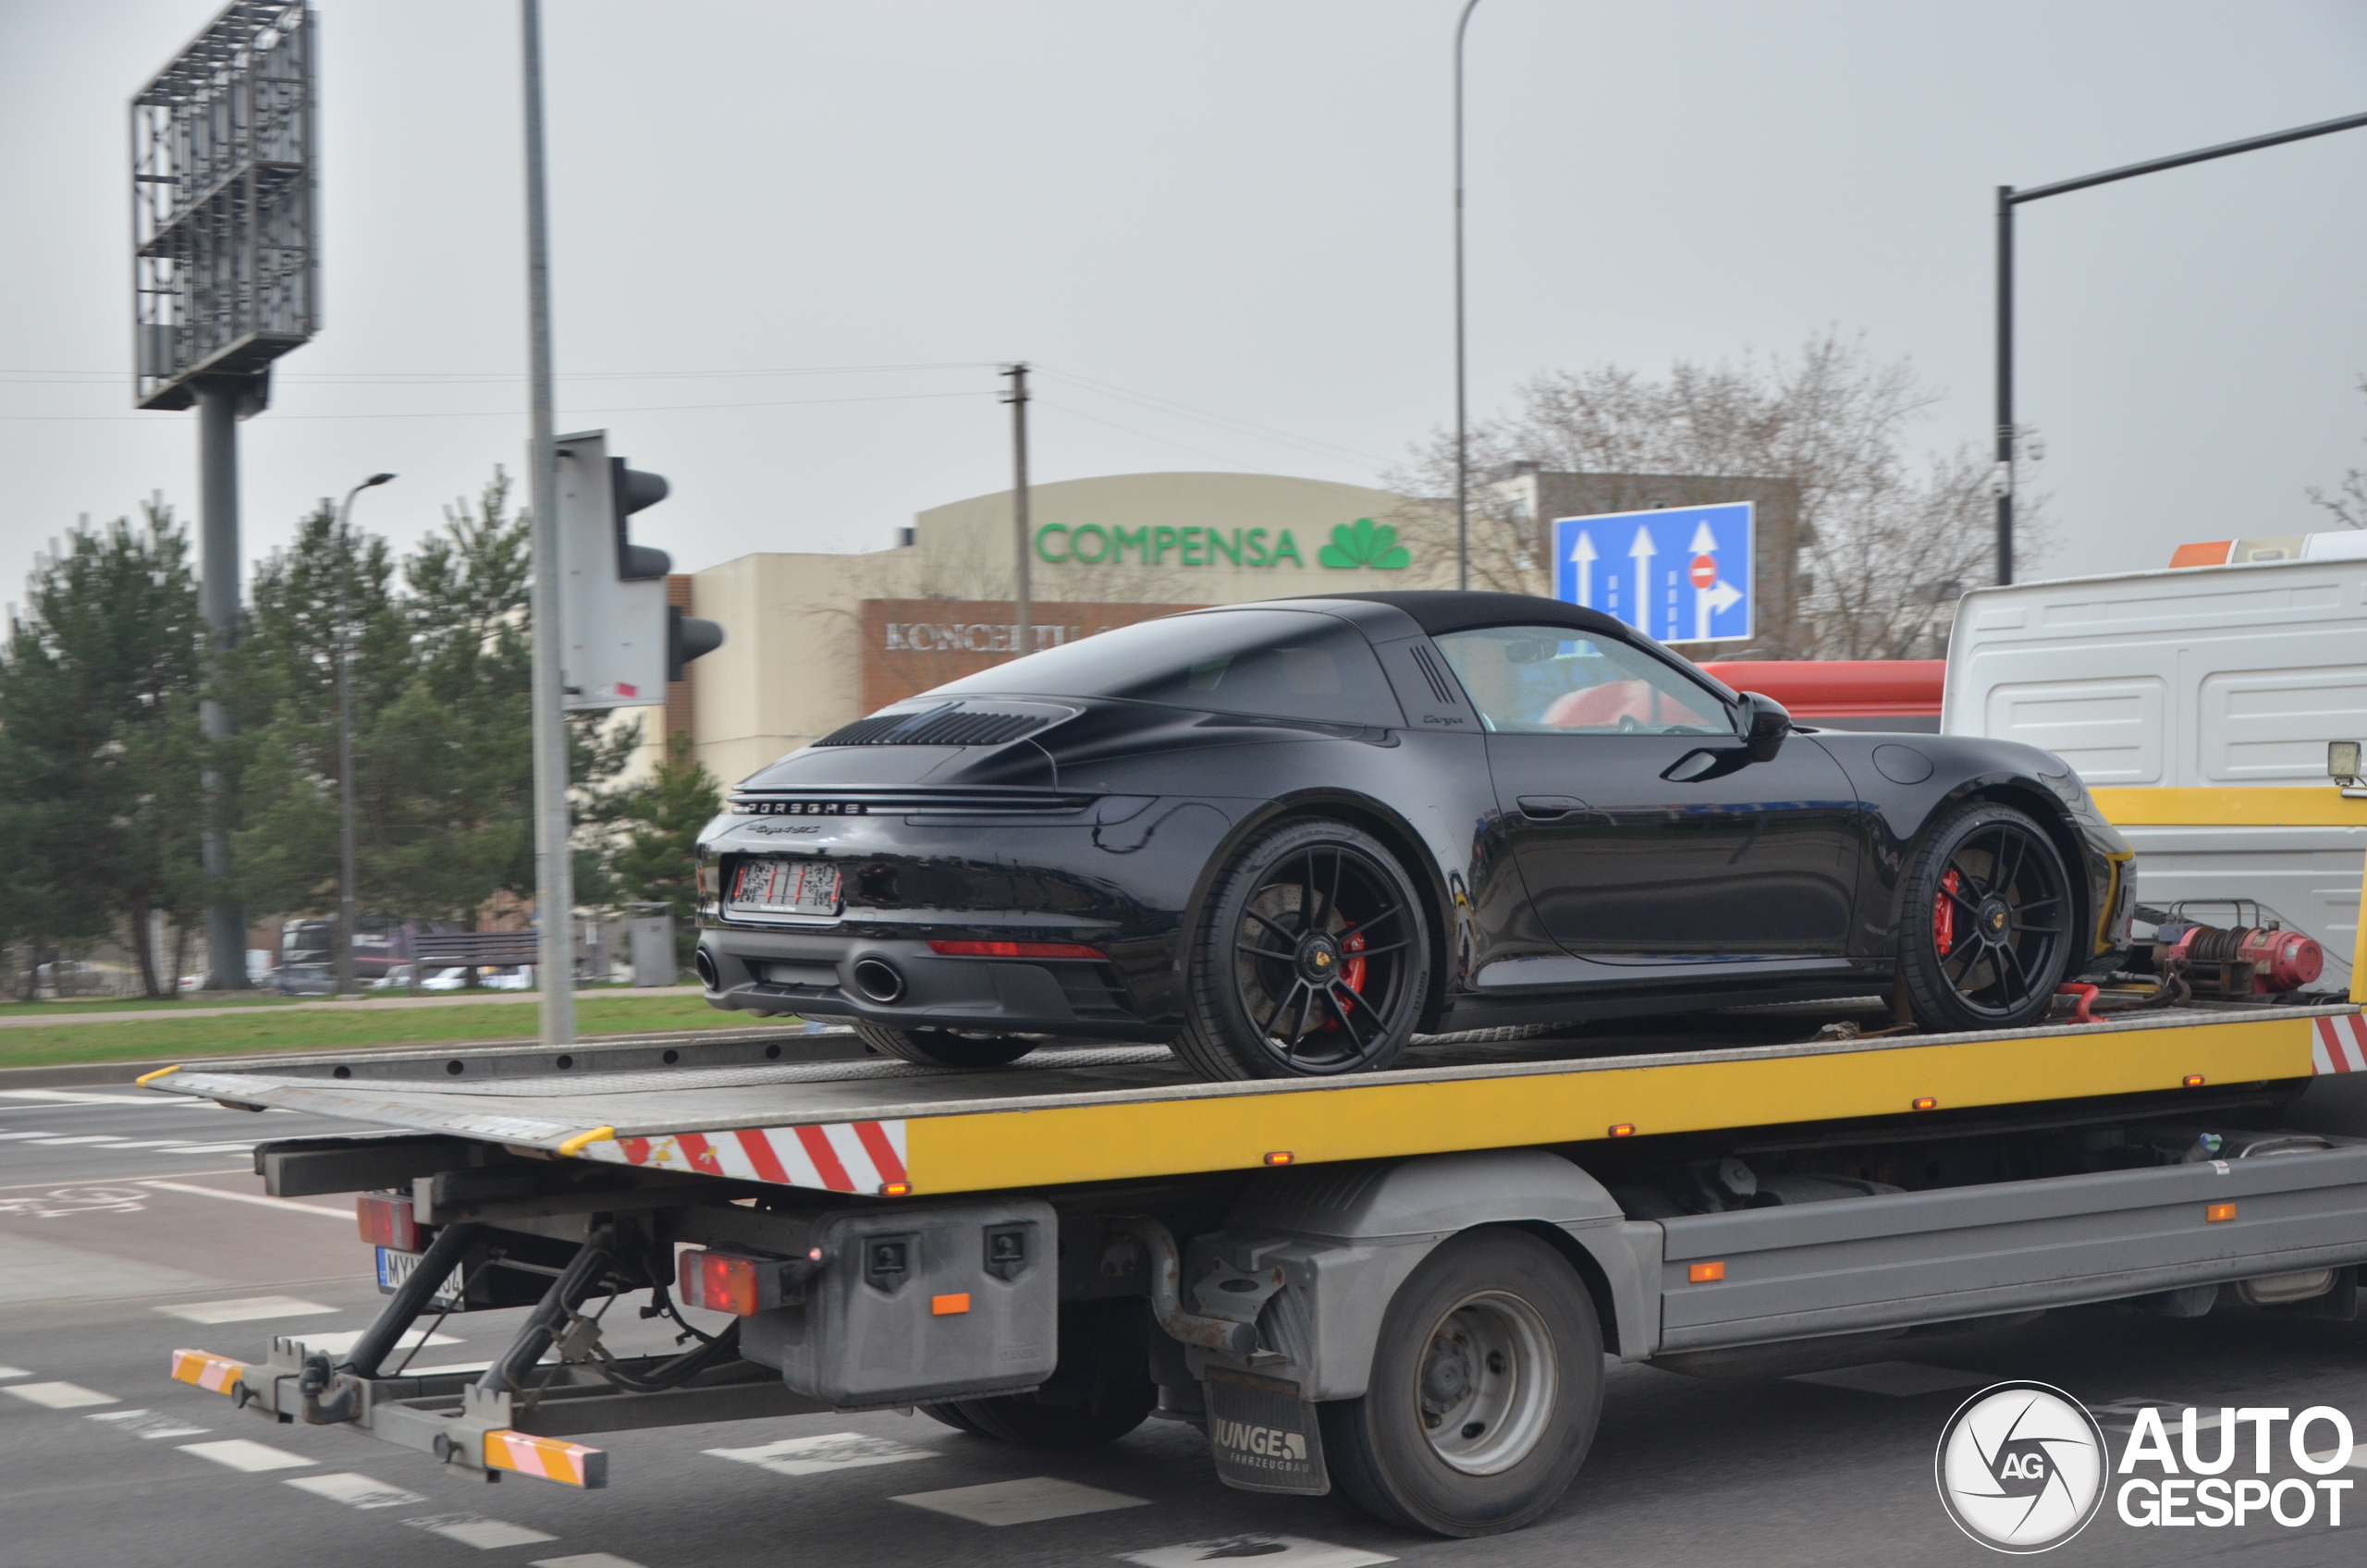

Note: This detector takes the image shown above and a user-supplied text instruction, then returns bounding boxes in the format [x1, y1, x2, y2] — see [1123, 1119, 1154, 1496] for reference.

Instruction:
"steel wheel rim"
[1231, 842, 1416, 1073]
[1931, 820, 2068, 1018]
[1415, 1289, 1559, 1476]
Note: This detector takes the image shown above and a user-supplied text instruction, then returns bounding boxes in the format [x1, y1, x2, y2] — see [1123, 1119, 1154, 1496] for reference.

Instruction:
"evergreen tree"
[594, 733, 724, 968]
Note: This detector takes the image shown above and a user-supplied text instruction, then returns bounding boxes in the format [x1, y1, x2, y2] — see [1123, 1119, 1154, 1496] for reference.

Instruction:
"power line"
[1034, 398, 1286, 476]
[1036, 366, 1394, 470]
[0, 389, 991, 423]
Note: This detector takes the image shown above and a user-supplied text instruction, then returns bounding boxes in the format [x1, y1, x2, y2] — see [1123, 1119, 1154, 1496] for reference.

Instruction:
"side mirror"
[1737, 692, 1792, 763]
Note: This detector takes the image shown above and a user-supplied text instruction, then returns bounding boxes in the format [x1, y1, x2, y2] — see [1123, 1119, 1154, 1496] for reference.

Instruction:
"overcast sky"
[2, 0, 2362, 595]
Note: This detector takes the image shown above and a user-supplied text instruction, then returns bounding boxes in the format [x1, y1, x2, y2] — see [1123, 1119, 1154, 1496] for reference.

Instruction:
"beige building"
[638, 468, 1798, 790]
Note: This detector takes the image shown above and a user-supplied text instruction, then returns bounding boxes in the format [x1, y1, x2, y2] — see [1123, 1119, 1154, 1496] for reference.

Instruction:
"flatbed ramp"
[144, 1003, 2367, 1195]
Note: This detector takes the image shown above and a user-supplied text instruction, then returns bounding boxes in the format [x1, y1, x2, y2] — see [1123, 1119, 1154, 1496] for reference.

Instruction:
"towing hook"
[297, 1350, 360, 1425]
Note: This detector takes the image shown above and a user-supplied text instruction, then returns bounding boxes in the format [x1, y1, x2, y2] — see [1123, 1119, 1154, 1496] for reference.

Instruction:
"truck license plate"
[376, 1246, 461, 1306]
[728, 858, 842, 917]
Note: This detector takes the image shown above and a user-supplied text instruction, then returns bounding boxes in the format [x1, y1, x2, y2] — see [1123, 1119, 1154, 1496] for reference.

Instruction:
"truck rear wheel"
[1320, 1228, 1601, 1537]
[1173, 818, 1431, 1082]
[1897, 802, 2075, 1034]
[852, 1023, 1036, 1069]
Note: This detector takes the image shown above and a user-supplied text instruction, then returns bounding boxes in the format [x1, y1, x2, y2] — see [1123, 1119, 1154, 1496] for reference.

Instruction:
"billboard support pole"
[1005, 362, 1032, 658]
[195, 379, 245, 989]
[521, 0, 574, 1046]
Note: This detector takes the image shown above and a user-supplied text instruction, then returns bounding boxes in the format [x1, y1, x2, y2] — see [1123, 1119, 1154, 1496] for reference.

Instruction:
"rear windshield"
[926, 608, 1404, 728]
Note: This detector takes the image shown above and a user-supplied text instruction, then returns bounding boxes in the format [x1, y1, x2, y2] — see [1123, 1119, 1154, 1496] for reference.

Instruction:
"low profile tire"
[1320, 1228, 1603, 1537]
[1897, 800, 2077, 1034]
[1172, 818, 1432, 1082]
[851, 1022, 1036, 1069]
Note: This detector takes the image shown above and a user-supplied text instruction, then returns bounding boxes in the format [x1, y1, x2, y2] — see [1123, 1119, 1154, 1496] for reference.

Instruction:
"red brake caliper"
[1934, 869, 1960, 956]
[1326, 932, 1368, 1029]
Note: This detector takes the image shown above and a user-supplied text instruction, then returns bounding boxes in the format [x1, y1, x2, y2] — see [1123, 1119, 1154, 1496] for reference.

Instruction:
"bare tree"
[2305, 376, 2367, 530]
[1388, 331, 2050, 658]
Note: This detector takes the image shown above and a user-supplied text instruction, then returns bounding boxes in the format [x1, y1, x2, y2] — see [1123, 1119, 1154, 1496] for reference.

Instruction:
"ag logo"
[1317, 517, 1410, 570]
[1934, 1382, 2107, 1553]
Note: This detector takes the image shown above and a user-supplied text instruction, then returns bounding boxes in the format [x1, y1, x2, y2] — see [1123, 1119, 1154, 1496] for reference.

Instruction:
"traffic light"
[553, 429, 724, 710]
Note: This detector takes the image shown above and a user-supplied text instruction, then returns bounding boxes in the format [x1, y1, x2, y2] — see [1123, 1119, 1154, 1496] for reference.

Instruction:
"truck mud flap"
[1203, 1367, 1328, 1495]
[1658, 1144, 2367, 1351]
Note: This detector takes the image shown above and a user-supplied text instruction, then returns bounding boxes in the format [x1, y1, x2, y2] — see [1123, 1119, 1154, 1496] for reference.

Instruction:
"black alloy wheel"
[1173, 818, 1431, 1081]
[1896, 801, 2076, 1033]
[852, 1023, 1036, 1070]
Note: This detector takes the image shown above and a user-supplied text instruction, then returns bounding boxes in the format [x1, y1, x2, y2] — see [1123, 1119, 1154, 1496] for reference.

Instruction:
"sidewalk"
[0, 984, 708, 1029]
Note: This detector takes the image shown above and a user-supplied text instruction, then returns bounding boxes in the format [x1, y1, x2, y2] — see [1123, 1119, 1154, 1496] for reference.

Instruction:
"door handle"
[1516, 795, 1588, 820]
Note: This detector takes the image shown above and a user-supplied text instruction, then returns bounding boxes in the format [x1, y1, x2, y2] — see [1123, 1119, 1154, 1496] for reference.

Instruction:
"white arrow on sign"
[1568, 530, 1597, 607]
[1626, 526, 1656, 632]
[1687, 518, 1719, 557]
[1695, 578, 1743, 642]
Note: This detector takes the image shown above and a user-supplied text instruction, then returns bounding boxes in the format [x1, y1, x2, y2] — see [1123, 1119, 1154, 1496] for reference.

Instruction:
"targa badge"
[1935, 1381, 2107, 1552]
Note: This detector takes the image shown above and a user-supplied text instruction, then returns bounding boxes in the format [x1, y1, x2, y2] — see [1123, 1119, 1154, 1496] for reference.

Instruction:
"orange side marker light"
[1608, 1123, 1637, 1139]
[2182, 1074, 2206, 1088]
[1911, 1096, 1938, 1112]
[879, 1182, 912, 1197]
[932, 1292, 971, 1316]
[1688, 1261, 1725, 1284]
[1263, 1151, 1294, 1167]
[2205, 1203, 2238, 1223]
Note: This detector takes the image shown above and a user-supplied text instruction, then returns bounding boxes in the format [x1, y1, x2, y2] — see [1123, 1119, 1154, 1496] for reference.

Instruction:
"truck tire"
[917, 1402, 989, 1436]
[852, 1023, 1036, 1069]
[1897, 801, 2075, 1034]
[1320, 1228, 1601, 1537]
[945, 1300, 1157, 1447]
[1173, 818, 1431, 1081]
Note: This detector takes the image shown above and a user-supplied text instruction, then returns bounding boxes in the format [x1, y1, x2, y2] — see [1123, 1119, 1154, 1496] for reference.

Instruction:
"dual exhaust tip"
[699, 946, 905, 1005]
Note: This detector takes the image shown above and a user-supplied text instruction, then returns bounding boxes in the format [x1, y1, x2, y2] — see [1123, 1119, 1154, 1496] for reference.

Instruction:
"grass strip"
[0, 994, 768, 1070]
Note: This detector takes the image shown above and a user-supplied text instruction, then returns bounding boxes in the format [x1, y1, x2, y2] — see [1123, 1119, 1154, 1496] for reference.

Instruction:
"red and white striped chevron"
[579, 1120, 908, 1194]
[2312, 1013, 2367, 1075]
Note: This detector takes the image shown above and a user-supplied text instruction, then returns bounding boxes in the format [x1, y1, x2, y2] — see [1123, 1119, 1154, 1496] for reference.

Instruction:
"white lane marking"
[88, 1408, 211, 1439]
[156, 1295, 338, 1324]
[1125, 1537, 1397, 1568]
[281, 1328, 460, 1356]
[147, 1143, 263, 1155]
[0, 1133, 58, 1141]
[286, 1473, 426, 1509]
[531, 1557, 648, 1568]
[705, 1431, 935, 1475]
[4, 1380, 119, 1409]
[890, 1476, 1151, 1525]
[179, 1438, 316, 1472]
[24, 1135, 129, 1146]
[405, 1513, 560, 1549]
[0, 1090, 166, 1105]
[136, 1181, 350, 1218]
[1785, 1362, 1992, 1397]
[0, 1366, 29, 1379]
[86, 1139, 225, 1150]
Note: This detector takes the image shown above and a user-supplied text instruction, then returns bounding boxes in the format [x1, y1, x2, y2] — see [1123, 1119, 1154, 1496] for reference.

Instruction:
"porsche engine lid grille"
[817, 707, 1051, 748]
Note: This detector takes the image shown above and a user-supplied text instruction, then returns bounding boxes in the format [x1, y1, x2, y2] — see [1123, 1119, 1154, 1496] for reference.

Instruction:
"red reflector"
[356, 1192, 418, 1252]
[927, 939, 1107, 960]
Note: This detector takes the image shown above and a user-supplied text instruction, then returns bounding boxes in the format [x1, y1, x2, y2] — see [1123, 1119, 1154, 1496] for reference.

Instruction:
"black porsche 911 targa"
[693, 591, 2134, 1080]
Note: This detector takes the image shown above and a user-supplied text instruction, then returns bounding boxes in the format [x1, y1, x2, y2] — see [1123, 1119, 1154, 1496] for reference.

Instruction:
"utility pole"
[1005, 363, 1032, 658]
[521, 0, 574, 1046]
[334, 472, 394, 998]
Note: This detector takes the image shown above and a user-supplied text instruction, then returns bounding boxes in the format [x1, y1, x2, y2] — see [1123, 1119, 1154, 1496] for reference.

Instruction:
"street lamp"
[1993, 109, 2367, 585]
[1452, 0, 1481, 592]
[335, 472, 396, 997]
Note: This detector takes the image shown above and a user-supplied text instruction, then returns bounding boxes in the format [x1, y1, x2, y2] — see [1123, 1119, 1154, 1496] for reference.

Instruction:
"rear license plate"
[376, 1246, 461, 1306]
[728, 858, 842, 917]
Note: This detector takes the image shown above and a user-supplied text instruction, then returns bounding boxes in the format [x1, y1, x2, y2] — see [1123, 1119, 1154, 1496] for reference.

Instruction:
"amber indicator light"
[1688, 1261, 1726, 1283]
[931, 1292, 972, 1316]
[2182, 1074, 2206, 1088]
[2206, 1203, 2238, 1223]
[1608, 1123, 1637, 1139]
[1263, 1151, 1294, 1167]
[879, 1182, 913, 1197]
[1911, 1096, 1939, 1111]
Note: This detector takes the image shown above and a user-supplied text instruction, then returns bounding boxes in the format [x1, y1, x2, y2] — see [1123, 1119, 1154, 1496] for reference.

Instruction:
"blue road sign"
[1551, 502, 1754, 643]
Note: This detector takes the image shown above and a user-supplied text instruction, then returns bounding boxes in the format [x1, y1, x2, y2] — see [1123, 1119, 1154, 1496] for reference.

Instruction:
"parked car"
[695, 591, 2134, 1079]
[270, 962, 336, 997]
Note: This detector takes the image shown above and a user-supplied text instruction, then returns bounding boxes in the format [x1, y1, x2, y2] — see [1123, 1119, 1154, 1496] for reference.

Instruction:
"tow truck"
[147, 865, 2367, 1537]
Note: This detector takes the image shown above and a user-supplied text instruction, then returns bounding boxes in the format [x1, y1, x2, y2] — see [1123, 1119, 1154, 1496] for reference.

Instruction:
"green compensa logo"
[1033, 518, 1411, 571]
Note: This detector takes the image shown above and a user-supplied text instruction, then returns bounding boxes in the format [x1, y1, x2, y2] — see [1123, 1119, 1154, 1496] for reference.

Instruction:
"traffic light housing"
[553, 429, 724, 711]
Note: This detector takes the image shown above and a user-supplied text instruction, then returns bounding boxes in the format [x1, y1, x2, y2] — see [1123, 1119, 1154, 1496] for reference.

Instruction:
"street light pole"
[1452, 0, 1481, 593]
[333, 472, 395, 998]
[1993, 108, 2367, 585]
